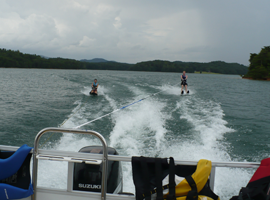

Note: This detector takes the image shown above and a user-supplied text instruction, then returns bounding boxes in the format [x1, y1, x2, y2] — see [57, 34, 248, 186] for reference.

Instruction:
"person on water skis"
[90, 79, 99, 95]
[181, 71, 189, 94]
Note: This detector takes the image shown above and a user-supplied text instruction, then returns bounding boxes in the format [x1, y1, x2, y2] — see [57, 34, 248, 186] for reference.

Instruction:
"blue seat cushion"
[0, 144, 32, 180]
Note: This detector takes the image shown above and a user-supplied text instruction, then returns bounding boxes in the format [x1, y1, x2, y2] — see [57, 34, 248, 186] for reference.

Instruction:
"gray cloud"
[0, 0, 269, 65]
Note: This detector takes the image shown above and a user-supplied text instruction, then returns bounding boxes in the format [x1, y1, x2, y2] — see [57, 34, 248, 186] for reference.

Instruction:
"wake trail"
[108, 83, 172, 192]
[74, 82, 180, 129]
[166, 96, 253, 199]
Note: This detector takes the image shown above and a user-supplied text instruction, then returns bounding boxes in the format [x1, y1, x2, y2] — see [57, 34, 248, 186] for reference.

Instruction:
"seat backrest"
[0, 145, 33, 200]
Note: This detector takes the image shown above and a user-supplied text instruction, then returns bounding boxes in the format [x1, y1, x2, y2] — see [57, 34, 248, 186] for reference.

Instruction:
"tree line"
[0, 48, 248, 75]
[129, 60, 247, 74]
[244, 46, 270, 80]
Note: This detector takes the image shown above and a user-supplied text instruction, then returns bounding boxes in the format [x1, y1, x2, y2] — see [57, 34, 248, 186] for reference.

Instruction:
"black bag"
[230, 158, 270, 200]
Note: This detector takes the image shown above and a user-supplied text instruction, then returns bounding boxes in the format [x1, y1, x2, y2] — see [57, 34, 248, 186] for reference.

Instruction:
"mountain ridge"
[0, 48, 248, 75]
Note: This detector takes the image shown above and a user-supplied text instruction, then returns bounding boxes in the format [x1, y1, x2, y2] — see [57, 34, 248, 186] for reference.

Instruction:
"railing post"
[67, 162, 74, 192]
[209, 166, 216, 191]
[32, 148, 38, 200]
[32, 128, 108, 200]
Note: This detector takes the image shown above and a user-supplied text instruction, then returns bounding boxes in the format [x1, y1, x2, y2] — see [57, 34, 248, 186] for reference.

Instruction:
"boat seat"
[0, 144, 33, 200]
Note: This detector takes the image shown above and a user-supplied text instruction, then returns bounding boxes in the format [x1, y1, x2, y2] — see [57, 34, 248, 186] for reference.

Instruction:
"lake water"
[0, 68, 269, 199]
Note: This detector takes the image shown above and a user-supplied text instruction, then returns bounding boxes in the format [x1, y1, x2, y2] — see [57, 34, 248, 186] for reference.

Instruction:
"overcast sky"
[1, 0, 269, 65]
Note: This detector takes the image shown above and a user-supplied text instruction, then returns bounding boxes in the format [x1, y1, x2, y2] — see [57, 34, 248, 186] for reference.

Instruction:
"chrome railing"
[105, 155, 260, 190]
[0, 127, 262, 200]
[32, 128, 108, 200]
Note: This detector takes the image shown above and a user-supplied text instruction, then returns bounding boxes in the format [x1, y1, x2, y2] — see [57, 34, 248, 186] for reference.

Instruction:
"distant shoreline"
[0, 48, 248, 75]
[194, 71, 221, 74]
[0, 67, 246, 77]
[242, 77, 270, 81]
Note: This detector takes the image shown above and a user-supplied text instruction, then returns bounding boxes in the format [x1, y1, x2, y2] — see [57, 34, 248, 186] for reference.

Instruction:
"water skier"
[181, 71, 189, 94]
[90, 79, 99, 95]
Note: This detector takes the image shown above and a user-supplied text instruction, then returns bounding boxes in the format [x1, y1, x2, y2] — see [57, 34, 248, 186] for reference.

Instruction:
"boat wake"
[38, 83, 254, 199]
[166, 97, 253, 199]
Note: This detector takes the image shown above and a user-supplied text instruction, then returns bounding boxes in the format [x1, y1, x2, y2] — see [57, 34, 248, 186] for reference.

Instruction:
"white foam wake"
[109, 99, 169, 193]
[109, 99, 167, 156]
[107, 83, 171, 193]
[162, 97, 253, 199]
[38, 82, 253, 200]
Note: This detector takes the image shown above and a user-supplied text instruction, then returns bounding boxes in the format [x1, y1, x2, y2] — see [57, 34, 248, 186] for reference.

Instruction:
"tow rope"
[40, 82, 180, 148]
[73, 82, 180, 129]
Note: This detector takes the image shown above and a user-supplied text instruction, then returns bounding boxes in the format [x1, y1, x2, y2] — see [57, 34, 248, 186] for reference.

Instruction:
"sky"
[0, 0, 269, 65]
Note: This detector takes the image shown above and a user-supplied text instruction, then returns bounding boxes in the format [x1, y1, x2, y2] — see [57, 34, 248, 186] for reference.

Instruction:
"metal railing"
[32, 128, 108, 200]
[105, 154, 260, 191]
[0, 127, 262, 200]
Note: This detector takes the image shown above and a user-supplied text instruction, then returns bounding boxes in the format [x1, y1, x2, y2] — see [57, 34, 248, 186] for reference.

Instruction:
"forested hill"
[0, 49, 131, 70]
[131, 60, 247, 74]
[244, 46, 270, 80]
[0, 48, 248, 75]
